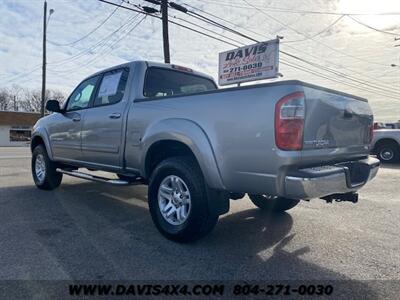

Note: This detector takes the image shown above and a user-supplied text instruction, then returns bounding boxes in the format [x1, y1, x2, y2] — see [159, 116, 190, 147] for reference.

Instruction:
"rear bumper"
[284, 156, 379, 199]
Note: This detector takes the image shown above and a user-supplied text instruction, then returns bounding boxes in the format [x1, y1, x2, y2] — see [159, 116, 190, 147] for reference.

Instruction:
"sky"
[1, 0, 400, 121]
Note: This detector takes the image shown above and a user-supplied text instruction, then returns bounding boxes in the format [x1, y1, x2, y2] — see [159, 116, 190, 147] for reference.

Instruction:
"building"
[0, 111, 41, 146]
[375, 121, 400, 129]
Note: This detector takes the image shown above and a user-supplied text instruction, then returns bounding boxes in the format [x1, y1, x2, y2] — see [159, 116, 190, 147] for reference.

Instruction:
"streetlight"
[40, 1, 54, 117]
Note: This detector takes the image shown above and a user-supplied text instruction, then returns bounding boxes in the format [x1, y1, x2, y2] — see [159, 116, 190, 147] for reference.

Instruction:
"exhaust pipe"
[321, 192, 358, 204]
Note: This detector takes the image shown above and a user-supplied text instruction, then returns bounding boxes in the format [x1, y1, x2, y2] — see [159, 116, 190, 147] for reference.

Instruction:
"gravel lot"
[0, 147, 399, 298]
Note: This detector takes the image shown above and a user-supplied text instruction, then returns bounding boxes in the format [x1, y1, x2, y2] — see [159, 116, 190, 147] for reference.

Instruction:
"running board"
[56, 168, 141, 186]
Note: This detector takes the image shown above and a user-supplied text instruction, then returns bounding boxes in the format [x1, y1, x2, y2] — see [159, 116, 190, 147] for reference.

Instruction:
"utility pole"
[41, 0, 47, 117]
[161, 0, 170, 63]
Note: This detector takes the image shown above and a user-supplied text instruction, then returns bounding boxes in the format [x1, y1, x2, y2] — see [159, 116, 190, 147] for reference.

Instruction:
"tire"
[248, 194, 299, 212]
[148, 156, 218, 243]
[31, 145, 62, 190]
[376, 141, 399, 163]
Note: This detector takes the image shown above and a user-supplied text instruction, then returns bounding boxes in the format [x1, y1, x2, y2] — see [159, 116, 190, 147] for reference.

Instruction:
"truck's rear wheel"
[32, 145, 62, 190]
[248, 194, 299, 212]
[148, 157, 218, 243]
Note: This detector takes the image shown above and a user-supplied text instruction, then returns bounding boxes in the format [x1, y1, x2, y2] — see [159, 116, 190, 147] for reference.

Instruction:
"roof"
[0, 111, 41, 127]
[86, 60, 215, 83]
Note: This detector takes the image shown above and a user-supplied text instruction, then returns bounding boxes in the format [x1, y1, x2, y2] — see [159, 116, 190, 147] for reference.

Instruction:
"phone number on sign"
[232, 284, 334, 296]
[228, 62, 263, 73]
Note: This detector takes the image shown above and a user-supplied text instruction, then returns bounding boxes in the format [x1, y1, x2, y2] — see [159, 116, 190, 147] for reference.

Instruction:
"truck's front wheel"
[32, 145, 62, 190]
[248, 194, 299, 212]
[148, 157, 218, 243]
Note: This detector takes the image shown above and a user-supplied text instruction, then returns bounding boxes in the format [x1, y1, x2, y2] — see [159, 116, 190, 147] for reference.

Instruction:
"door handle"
[72, 116, 81, 122]
[108, 113, 121, 119]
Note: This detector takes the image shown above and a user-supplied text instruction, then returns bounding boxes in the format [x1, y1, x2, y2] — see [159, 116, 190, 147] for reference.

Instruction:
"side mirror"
[45, 100, 62, 113]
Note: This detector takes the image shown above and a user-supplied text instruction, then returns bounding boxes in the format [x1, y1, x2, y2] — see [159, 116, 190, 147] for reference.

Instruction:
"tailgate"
[302, 86, 373, 152]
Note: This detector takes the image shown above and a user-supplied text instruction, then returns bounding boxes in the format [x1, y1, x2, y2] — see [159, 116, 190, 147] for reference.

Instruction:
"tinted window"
[143, 68, 217, 98]
[94, 68, 129, 107]
[66, 76, 99, 111]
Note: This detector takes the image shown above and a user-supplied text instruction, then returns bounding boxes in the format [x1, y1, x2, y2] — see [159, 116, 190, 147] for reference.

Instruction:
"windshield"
[143, 67, 217, 98]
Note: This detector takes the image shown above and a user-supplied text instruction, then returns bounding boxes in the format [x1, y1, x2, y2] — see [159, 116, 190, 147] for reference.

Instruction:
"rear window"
[143, 67, 217, 98]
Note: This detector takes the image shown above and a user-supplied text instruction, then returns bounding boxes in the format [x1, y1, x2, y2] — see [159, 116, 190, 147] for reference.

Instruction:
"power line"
[280, 59, 400, 100]
[180, 2, 398, 89]
[172, 16, 243, 46]
[49, 15, 148, 74]
[48, 0, 123, 47]
[48, 11, 142, 67]
[187, 10, 259, 43]
[98, 0, 246, 46]
[283, 15, 345, 43]
[194, 0, 400, 16]
[281, 51, 400, 96]
[138, 0, 400, 95]
[0, 66, 42, 85]
[95, 0, 400, 98]
[346, 15, 400, 37]
[241, 0, 390, 67]
[183, 2, 392, 66]
[2, 1, 134, 85]
[173, 2, 400, 95]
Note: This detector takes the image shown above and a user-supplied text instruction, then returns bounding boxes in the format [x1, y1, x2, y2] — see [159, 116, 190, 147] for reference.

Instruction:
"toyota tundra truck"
[30, 60, 379, 242]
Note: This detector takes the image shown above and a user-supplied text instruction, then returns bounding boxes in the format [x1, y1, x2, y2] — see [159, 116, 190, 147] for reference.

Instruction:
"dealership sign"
[218, 39, 280, 86]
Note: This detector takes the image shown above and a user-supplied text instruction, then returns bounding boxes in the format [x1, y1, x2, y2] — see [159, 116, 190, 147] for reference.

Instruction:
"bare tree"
[0, 88, 11, 111]
[18, 88, 67, 112]
[48, 89, 67, 106]
[0, 86, 67, 112]
[19, 88, 42, 112]
[9, 84, 24, 111]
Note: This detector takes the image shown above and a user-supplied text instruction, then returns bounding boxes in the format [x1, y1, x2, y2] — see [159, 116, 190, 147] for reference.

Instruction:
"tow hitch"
[321, 192, 358, 204]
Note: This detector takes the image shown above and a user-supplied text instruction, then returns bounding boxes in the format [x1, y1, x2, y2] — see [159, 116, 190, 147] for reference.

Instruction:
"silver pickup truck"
[371, 128, 400, 163]
[31, 60, 379, 242]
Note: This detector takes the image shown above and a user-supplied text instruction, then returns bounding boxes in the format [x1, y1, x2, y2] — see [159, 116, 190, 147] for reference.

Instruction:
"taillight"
[275, 91, 305, 150]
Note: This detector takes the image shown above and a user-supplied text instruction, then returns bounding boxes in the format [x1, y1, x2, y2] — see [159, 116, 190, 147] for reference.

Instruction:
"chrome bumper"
[284, 157, 380, 200]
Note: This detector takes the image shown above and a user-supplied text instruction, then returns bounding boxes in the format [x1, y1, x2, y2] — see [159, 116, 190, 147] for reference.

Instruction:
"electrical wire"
[280, 59, 400, 100]
[283, 15, 345, 43]
[99, 0, 400, 96]
[172, 15, 243, 47]
[281, 51, 400, 96]
[174, 2, 400, 95]
[49, 15, 148, 74]
[194, 0, 400, 16]
[48, 11, 142, 67]
[99, 0, 244, 47]
[0, 66, 42, 85]
[241, 0, 390, 67]
[346, 15, 400, 37]
[181, 2, 398, 89]
[48, 0, 123, 46]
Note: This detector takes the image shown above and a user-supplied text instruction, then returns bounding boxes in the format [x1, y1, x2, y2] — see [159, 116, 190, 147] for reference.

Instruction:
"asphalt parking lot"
[0, 147, 399, 298]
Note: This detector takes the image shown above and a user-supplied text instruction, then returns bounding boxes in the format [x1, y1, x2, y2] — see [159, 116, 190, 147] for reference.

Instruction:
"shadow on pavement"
[0, 181, 381, 298]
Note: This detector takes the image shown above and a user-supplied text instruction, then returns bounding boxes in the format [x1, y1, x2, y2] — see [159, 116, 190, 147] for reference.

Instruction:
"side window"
[143, 67, 217, 98]
[66, 76, 99, 111]
[94, 68, 129, 107]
